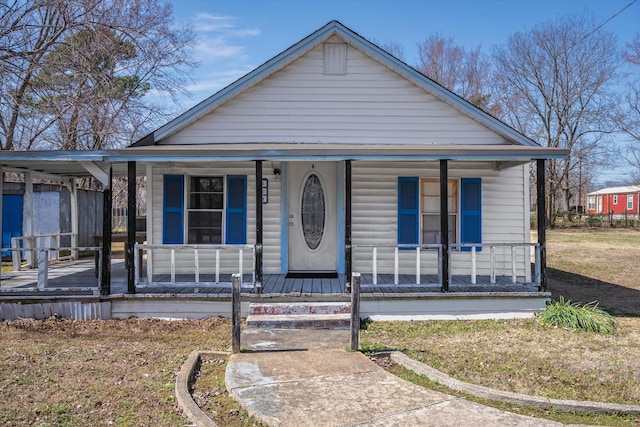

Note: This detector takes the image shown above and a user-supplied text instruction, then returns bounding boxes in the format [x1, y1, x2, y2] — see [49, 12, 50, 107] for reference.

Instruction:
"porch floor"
[0, 259, 541, 299]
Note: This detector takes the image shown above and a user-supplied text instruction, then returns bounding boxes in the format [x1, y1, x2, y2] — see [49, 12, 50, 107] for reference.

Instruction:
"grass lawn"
[0, 317, 233, 426]
[360, 228, 640, 426]
[1, 229, 639, 425]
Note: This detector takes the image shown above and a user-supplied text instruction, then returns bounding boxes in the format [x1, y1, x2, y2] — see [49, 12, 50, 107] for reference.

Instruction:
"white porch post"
[24, 171, 35, 267]
[146, 163, 153, 282]
[69, 179, 79, 260]
[0, 166, 3, 254]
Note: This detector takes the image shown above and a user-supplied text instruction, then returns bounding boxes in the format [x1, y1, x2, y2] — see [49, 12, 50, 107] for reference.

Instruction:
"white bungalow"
[0, 21, 567, 319]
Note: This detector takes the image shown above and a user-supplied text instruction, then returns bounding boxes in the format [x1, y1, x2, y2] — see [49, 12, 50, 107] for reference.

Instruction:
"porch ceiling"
[0, 144, 568, 180]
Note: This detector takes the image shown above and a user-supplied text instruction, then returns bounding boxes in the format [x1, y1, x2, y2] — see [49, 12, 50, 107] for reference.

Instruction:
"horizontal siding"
[351, 161, 528, 278]
[150, 163, 281, 276]
[163, 43, 509, 146]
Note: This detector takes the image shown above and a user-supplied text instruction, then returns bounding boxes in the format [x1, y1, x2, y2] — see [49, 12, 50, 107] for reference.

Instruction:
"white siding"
[162, 40, 510, 146]
[149, 162, 281, 276]
[351, 161, 529, 278]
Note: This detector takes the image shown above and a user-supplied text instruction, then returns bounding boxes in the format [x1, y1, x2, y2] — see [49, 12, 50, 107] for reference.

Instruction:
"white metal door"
[288, 162, 337, 272]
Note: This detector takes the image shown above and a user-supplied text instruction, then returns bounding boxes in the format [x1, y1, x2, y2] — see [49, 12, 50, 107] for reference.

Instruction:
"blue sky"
[165, 0, 639, 184]
[167, 0, 639, 108]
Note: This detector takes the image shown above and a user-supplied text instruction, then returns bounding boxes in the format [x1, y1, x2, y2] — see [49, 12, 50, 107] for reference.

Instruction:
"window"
[397, 177, 481, 248]
[421, 179, 457, 244]
[162, 174, 247, 245]
[628, 195, 634, 210]
[588, 196, 595, 210]
[188, 176, 224, 244]
[613, 195, 618, 205]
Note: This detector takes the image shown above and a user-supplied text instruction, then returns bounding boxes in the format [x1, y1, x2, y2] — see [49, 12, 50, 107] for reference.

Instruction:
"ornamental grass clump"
[537, 296, 615, 334]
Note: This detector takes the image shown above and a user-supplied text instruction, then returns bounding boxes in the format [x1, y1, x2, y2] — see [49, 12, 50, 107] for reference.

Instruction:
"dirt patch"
[189, 353, 263, 426]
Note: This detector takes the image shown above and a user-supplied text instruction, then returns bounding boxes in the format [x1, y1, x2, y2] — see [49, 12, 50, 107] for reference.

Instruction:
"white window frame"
[613, 195, 618, 205]
[420, 178, 459, 245]
[628, 195, 633, 210]
[588, 196, 595, 210]
[186, 175, 226, 244]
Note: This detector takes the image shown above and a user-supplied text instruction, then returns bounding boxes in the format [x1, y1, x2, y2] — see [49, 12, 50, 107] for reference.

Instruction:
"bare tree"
[0, 0, 195, 151]
[416, 34, 497, 114]
[620, 34, 640, 182]
[493, 14, 620, 226]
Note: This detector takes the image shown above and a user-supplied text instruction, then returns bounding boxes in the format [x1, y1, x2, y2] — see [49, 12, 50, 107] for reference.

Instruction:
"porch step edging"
[246, 302, 351, 330]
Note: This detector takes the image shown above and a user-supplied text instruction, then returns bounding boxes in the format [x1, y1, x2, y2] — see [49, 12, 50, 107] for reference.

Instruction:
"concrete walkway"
[225, 329, 561, 426]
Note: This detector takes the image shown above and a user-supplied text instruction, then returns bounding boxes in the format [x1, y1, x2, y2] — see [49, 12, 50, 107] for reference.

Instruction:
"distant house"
[587, 186, 640, 218]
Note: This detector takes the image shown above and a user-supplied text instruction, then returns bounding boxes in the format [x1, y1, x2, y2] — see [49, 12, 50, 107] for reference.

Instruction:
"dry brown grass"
[0, 317, 231, 426]
[543, 228, 640, 315]
[361, 317, 640, 405]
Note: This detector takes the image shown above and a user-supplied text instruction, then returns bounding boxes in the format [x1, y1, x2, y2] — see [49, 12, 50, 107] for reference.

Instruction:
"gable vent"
[323, 43, 347, 75]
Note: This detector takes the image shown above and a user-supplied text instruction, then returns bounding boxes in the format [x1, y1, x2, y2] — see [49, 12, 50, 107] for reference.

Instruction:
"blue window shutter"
[461, 178, 481, 251]
[163, 175, 184, 244]
[398, 177, 419, 245]
[226, 175, 247, 244]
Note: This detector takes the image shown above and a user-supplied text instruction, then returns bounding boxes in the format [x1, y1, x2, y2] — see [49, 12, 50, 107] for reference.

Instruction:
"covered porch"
[0, 149, 557, 299]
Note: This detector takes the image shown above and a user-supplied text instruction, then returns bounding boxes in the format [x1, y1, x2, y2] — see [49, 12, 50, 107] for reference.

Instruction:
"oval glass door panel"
[301, 174, 325, 250]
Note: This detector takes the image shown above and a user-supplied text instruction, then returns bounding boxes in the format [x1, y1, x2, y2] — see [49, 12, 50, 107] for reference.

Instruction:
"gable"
[161, 38, 510, 147]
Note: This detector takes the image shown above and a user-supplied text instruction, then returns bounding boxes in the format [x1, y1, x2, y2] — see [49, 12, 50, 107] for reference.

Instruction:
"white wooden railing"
[352, 242, 541, 286]
[353, 244, 442, 285]
[134, 244, 256, 288]
[0, 245, 101, 294]
[449, 243, 540, 285]
[10, 232, 79, 269]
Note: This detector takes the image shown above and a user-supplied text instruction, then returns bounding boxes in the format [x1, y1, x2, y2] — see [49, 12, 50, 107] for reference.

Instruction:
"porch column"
[536, 159, 547, 291]
[0, 167, 3, 260]
[25, 171, 35, 267]
[69, 179, 78, 260]
[255, 160, 263, 289]
[440, 160, 449, 292]
[100, 167, 113, 296]
[345, 160, 352, 289]
[127, 161, 136, 294]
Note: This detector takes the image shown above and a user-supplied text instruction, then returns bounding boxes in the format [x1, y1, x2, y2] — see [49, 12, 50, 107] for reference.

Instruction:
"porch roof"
[0, 143, 568, 180]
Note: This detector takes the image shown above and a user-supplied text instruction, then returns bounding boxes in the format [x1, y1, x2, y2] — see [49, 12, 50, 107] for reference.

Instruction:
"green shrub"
[537, 297, 615, 334]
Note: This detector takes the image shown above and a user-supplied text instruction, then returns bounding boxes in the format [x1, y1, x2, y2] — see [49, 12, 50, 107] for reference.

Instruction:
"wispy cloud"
[189, 13, 260, 63]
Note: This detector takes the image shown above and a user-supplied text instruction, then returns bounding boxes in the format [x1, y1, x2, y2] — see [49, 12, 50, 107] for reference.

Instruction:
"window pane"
[188, 211, 222, 244]
[189, 194, 223, 209]
[421, 179, 458, 243]
[190, 177, 223, 193]
[301, 174, 325, 250]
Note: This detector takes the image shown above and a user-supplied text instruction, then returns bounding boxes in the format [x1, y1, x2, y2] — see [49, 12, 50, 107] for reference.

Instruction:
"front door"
[288, 162, 337, 272]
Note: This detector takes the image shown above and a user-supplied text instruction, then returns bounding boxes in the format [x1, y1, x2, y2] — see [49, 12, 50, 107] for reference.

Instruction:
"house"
[587, 186, 640, 219]
[0, 21, 568, 318]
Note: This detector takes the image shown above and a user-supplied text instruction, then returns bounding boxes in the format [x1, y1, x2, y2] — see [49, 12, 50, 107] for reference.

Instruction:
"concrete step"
[246, 302, 352, 330]
[245, 313, 351, 330]
[248, 302, 351, 316]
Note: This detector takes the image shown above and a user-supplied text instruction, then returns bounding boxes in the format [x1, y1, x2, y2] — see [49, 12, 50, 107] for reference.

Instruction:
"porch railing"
[352, 242, 541, 286]
[0, 245, 101, 294]
[10, 232, 79, 269]
[134, 244, 256, 289]
[449, 243, 541, 285]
